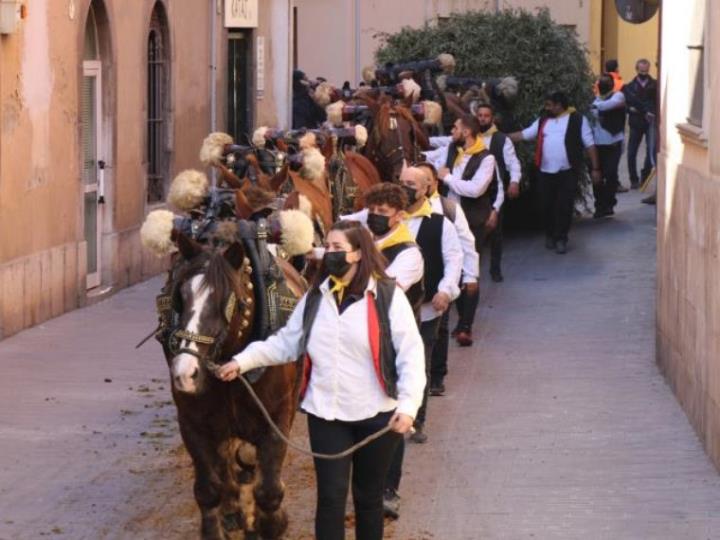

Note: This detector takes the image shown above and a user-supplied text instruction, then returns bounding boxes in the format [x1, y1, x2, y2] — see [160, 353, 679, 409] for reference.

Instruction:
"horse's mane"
[371, 101, 429, 151]
[176, 250, 240, 314]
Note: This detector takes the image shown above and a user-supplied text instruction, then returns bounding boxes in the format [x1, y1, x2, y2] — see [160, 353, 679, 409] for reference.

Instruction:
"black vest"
[539, 111, 585, 170]
[381, 241, 424, 321]
[598, 93, 627, 136]
[415, 213, 445, 302]
[445, 144, 493, 230]
[487, 132, 509, 204]
[300, 278, 399, 398]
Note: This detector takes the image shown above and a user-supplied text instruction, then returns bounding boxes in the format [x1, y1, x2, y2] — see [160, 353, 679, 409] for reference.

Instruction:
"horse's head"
[365, 101, 428, 182]
[167, 234, 255, 395]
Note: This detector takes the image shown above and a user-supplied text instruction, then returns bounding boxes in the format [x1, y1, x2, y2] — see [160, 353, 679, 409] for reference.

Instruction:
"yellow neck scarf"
[430, 189, 440, 200]
[406, 199, 433, 220]
[558, 106, 577, 118]
[453, 137, 486, 167]
[482, 125, 498, 138]
[376, 222, 415, 252]
[329, 275, 351, 303]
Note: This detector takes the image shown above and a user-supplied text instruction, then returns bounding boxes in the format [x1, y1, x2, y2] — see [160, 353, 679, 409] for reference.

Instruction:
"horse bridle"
[161, 256, 255, 370]
[370, 110, 419, 175]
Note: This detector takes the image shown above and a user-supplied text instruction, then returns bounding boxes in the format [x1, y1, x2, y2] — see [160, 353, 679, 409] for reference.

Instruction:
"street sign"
[615, 0, 659, 24]
[225, 0, 258, 28]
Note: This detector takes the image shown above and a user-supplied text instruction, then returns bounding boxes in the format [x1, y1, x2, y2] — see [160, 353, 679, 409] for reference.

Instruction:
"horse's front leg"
[253, 431, 290, 539]
[180, 423, 230, 540]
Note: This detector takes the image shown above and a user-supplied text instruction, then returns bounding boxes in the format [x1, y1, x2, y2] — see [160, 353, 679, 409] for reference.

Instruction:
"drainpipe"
[494, 0, 500, 13]
[210, 0, 218, 185]
[354, 0, 361, 84]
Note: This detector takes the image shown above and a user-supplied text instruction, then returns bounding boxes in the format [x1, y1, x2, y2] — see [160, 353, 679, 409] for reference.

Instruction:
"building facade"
[656, 0, 720, 469]
[295, 0, 657, 84]
[0, 0, 292, 340]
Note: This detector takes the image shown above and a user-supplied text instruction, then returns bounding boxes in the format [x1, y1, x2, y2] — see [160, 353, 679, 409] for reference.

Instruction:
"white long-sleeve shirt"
[343, 207, 462, 321]
[481, 132, 523, 211]
[521, 113, 595, 173]
[233, 277, 426, 421]
[591, 92, 626, 146]
[422, 137, 496, 205]
[430, 195, 478, 284]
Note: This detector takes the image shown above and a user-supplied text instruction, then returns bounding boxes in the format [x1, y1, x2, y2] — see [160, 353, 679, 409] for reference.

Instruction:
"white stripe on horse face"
[172, 275, 212, 390]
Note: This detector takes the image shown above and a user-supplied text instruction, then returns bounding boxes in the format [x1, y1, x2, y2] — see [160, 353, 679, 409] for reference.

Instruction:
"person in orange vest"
[593, 59, 624, 95]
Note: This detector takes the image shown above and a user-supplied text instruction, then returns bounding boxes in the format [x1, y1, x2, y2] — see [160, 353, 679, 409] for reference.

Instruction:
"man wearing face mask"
[365, 183, 425, 318]
[423, 115, 496, 346]
[622, 59, 658, 189]
[342, 167, 462, 443]
[417, 162, 478, 392]
[591, 74, 627, 218]
[509, 91, 600, 254]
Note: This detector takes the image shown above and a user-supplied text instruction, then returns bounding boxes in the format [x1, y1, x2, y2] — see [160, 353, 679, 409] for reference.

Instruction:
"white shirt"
[423, 137, 496, 205]
[379, 239, 424, 292]
[481, 132, 523, 211]
[233, 277, 426, 421]
[343, 207, 462, 322]
[591, 92, 626, 146]
[430, 195, 478, 284]
[521, 113, 595, 173]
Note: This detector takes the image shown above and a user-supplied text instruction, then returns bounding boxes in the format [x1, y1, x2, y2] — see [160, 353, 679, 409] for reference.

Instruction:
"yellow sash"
[376, 223, 415, 252]
[453, 137, 486, 167]
[405, 199, 433, 220]
[329, 275, 351, 303]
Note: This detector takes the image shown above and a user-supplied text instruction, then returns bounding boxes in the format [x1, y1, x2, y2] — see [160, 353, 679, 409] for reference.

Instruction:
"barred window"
[147, 3, 170, 204]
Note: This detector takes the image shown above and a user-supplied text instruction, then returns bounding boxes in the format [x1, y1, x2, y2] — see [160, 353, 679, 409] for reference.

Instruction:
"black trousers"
[539, 169, 579, 242]
[414, 317, 441, 427]
[488, 208, 504, 276]
[593, 142, 623, 213]
[627, 124, 652, 183]
[430, 310, 450, 384]
[455, 284, 480, 333]
[308, 411, 401, 540]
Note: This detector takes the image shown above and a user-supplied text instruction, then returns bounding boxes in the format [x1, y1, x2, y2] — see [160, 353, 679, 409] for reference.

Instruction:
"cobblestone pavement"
[3, 189, 720, 539]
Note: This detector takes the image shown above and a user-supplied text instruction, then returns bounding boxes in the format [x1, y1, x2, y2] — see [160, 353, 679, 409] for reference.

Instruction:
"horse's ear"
[224, 241, 245, 270]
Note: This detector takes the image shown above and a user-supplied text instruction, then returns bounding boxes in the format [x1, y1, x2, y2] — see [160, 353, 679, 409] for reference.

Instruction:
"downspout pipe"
[210, 0, 218, 186]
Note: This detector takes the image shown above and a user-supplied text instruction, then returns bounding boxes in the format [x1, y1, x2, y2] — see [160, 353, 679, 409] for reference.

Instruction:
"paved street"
[3, 190, 720, 539]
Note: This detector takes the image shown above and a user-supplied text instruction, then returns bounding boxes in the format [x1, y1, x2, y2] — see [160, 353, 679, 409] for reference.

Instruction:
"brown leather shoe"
[455, 331, 473, 347]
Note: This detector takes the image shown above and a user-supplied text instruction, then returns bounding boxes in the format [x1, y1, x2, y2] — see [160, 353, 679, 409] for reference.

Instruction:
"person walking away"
[509, 91, 600, 254]
[423, 115, 496, 346]
[217, 220, 425, 540]
[594, 59, 624, 95]
[475, 103, 522, 282]
[591, 75, 627, 218]
[622, 59, 658, 189]
[417, 162, 478, 393]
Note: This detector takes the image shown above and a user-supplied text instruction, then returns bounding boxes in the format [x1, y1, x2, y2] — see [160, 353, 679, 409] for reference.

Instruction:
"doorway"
[228, 31, 252, 141]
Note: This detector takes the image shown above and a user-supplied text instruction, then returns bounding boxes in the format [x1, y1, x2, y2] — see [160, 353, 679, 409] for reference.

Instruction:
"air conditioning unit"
[0, 0, 22, 35]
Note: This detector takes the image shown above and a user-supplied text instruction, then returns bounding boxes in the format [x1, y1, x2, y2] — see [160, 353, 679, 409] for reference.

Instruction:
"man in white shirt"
[509, 91, 601, 254]
[423, 115, 495, 346]
[591, 74, 626, 218]
[417, 162, 478, 393]
[475, 103, 523, 282]
[340, 167, 462, 441]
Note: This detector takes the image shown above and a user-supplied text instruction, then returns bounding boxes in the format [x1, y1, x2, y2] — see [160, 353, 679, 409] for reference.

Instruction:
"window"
[228, 31, 251, 141]
[147, 3, 170, 204]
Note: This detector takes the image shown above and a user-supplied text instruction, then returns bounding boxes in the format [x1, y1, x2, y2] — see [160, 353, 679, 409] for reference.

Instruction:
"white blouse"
[232, 277, 426, 422]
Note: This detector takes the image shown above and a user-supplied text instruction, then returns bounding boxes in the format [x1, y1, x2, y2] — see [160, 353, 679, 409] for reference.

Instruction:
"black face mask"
[323, 251, 352, 278]
[637, 74, 649, 81]
[367, 213, 392, 237]
[403, 185, 418, 205]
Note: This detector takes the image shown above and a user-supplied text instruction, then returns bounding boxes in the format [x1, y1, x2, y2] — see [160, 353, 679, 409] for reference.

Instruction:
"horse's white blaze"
[172, 275, 212, 392]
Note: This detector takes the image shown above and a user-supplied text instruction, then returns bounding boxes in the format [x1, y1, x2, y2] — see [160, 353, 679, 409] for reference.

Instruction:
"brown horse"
[361, 96, 430, 182]
[159, 230, 305, 540]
